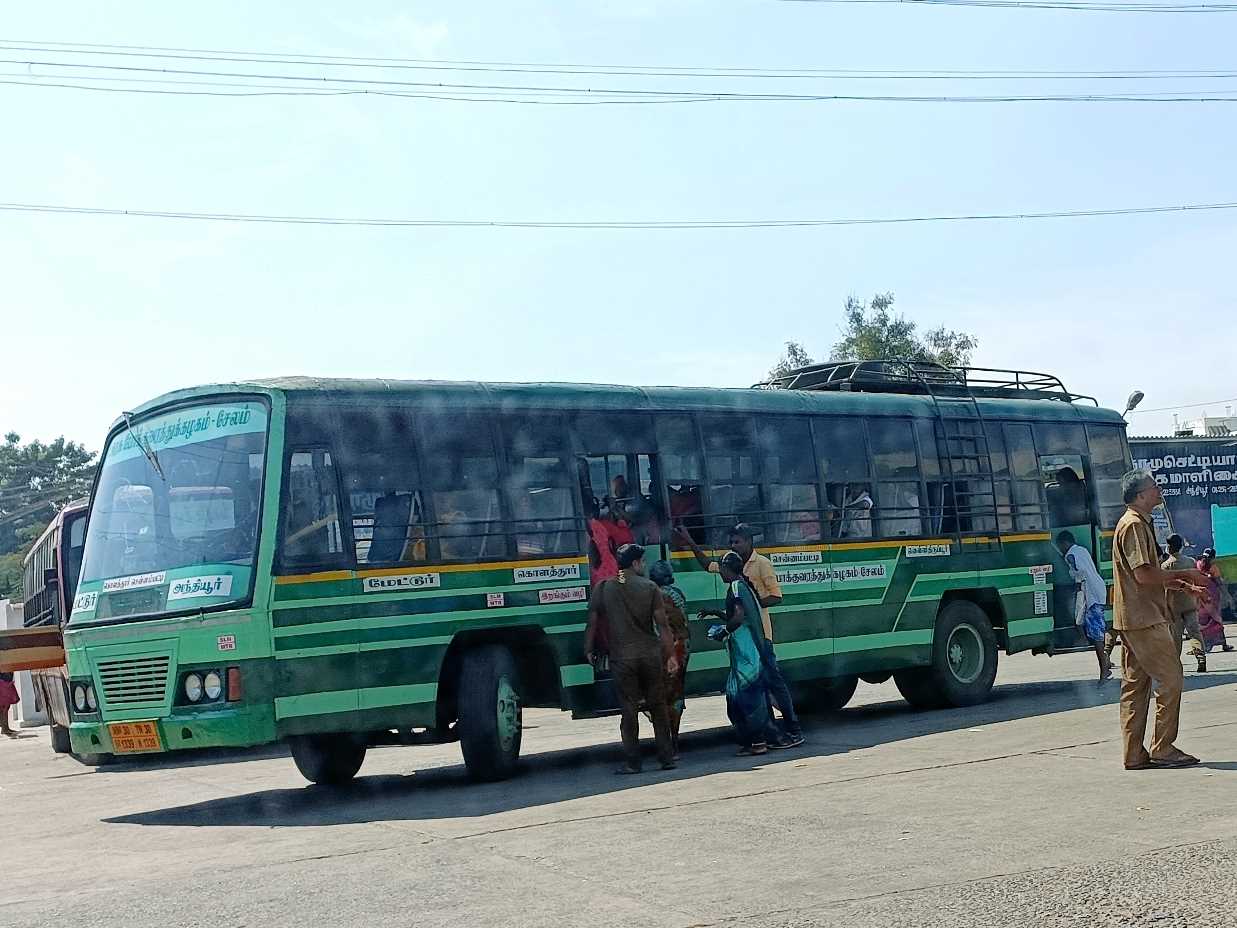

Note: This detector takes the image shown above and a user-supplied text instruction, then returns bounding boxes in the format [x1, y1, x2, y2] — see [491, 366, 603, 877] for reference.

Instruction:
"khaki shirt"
[1113, 507, 1170, 631]
[710, 551, 781, 639]
[1162, 552, 1198, 619]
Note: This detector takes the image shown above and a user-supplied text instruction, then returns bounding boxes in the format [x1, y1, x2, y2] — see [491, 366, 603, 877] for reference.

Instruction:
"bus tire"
[897, 601, 998, 710]
[458, 644, 522, 782]
[50, 724, 72, 754]
[289, 735, 367, 785]
[893, 667, 942, 709]
[798, 674, 858, 714]
[75, 751, 113, 767]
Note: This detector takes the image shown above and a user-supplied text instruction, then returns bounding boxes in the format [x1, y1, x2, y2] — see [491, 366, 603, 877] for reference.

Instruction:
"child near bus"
[0, 671, 20, 736]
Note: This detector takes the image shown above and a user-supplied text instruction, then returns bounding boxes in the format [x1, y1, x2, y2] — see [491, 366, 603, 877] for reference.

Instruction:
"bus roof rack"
[754, 359, 1098, 405]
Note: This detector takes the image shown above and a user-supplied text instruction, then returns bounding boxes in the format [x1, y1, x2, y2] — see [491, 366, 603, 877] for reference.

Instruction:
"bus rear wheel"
[895, 601, 998, 710]
[458, 644, 522, 782]
[289, 734, 367, 785]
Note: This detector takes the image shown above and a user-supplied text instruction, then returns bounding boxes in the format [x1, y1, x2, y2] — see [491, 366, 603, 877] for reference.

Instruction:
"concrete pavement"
[4, 649, 1237, 927]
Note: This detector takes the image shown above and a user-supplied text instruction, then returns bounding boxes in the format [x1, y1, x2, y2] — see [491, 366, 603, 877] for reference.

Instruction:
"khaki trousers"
[1175, 610, 1204, 657]
[612, 650, 674, 769]
[1119, 622, 1184, 766]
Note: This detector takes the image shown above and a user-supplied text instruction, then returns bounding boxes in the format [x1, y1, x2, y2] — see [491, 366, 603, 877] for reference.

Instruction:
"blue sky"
[3, 0, 1235, 448]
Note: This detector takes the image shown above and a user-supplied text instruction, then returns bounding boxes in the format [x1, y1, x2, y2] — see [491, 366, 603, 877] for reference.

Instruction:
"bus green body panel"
[63, 377, 1128, 756]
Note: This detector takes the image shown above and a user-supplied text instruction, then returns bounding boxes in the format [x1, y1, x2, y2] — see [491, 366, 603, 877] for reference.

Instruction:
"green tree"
[768, 340, 815, 380]
[831, 293, 977, 366]
[766, 293, 978, 379]
[0, 433, 97, 599]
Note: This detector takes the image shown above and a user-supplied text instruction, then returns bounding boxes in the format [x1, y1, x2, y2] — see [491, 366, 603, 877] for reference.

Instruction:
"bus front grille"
[96, 655, 172, 708]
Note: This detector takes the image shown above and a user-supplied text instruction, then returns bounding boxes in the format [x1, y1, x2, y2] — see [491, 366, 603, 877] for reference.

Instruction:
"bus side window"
[333, 406, 427, 566]
[985, 422, 1016, 533]
[756, 417, 821, 545]
[573, 412, 661, 546]
[868, 419, 925, 538]
[655, 415, 705, 549]
[502, 414, 578, 557]
[1086, 424, 1129, 529]
[1004, 423, 1045, 531]
[282, 450, 346, 568]
[813, 417, 871, 539]
[419, 410, 505, 562]
[699, 415, 761, 547]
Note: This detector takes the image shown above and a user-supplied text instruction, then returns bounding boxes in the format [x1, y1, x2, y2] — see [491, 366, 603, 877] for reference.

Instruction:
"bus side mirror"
[43, 567, 59, 588]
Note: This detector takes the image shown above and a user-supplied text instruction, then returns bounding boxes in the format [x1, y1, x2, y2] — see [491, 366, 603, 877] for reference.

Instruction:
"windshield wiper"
[120, 410, 166, 482]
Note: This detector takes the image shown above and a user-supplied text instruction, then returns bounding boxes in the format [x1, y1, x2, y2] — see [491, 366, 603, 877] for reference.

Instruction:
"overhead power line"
[1129, 397, 1237, 415]
[13, 79, 1237, 104]
[0, 39, 1233, 80]
[3, 199, 1237, 230]
[6, 62, 1237, 104]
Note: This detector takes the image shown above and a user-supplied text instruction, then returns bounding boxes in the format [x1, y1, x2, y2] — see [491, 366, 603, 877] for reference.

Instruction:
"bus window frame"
[498, 409, 583, 560]
[276, 443, 354, 575]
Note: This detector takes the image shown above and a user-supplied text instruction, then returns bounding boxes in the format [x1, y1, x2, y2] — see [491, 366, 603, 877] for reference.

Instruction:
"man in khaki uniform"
[1113, 471, 1208, 770]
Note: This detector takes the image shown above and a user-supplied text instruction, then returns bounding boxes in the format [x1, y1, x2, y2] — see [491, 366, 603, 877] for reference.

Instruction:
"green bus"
[64, 362, 1131, 783]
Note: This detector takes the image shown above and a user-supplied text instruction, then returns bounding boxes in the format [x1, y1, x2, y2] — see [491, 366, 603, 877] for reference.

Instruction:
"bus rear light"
[226, 667, 242, 702]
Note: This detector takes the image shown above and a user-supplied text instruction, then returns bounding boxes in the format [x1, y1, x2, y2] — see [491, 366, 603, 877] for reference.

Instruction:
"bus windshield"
[72, 400, 269, 624]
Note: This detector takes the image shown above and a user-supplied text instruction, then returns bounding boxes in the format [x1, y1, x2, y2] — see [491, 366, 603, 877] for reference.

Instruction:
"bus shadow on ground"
[104, 670, 1237, 829]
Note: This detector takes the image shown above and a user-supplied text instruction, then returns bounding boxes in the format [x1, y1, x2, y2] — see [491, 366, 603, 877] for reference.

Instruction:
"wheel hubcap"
[946, 624, 984, 684]
[496, 675, 521, 754]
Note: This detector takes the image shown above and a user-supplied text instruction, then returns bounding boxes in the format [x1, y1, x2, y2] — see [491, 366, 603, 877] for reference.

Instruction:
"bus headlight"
[72, 683, 88, 712]
[86, 685, 97, 711]
[184, 673, 203, 703]
[203, 671, 223, 702]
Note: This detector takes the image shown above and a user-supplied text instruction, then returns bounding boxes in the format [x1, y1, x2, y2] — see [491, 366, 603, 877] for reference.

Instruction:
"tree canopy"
[767, 292, 978, 380]
[0, 433, 97, 601]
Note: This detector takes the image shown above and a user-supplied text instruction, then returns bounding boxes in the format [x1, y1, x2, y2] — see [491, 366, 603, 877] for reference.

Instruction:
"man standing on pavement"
[1163, 533, 1208, 673]
[1112, 471, 1208, 770]
[675, 522, 803, 747]
[585, 543, 677, 774]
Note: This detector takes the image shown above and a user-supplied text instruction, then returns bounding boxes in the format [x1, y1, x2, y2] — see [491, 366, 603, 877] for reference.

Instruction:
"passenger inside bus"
[667, 483, 705, 548]
[1045, 466, 1090, 526]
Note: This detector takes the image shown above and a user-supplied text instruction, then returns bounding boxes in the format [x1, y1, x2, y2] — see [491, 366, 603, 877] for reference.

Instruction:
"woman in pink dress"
[0, 672, 20, 737]
[1195, 549, 1235, 653]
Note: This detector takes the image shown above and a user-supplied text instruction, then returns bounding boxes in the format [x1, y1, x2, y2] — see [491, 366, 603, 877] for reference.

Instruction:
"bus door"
[1039, 452, 1096, 648]
[575, 450, 666, 713]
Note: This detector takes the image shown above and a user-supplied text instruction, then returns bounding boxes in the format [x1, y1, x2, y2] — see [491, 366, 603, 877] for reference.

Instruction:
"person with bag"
[585, 543, 677, 774]
[699, 552, 784, 756]
[1055, 530, 1113, 682]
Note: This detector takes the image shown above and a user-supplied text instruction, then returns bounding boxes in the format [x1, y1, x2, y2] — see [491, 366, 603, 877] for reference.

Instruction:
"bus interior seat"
[369, 493, 413, 563]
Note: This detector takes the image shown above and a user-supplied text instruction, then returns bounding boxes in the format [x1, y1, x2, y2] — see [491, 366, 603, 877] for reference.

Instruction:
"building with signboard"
[1129, 436, 1237, 563]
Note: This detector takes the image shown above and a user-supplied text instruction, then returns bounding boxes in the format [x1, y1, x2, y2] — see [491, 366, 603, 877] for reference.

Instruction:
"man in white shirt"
[1055, 530, 1112, 682]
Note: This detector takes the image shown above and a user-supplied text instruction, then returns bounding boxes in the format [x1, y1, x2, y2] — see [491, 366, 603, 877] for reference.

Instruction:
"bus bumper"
[69, 704, 276, 757]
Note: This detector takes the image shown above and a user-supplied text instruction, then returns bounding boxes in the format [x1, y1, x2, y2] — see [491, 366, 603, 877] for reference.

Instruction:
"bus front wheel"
[796, 674, 858, 714]
[289, 734, 367, 785]
[895, 601, 998, 710]
[458, 644, 522, 782]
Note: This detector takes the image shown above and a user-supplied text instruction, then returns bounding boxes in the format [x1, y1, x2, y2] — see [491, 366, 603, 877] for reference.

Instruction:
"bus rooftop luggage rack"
[755, 360, 1097, 405]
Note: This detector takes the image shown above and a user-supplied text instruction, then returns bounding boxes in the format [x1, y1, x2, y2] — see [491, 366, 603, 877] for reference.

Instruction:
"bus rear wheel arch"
[894, 599, 998, 710]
